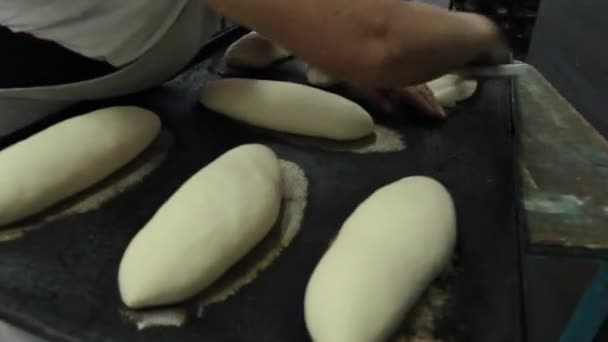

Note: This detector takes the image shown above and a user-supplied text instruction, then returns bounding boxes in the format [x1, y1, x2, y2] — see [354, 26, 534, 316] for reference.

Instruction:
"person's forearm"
[371, 3, 501, 86]
[206, 0, 501, 87]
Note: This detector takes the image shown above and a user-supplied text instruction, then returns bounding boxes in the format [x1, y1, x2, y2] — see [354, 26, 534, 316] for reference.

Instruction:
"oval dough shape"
[426, 74, 477, 107]
[0, 106, 160, 226]
[224, 31, 291, 68]
[304, 176, 456, 342]
[200, 78, 374, 141]
[119, 144, 282, 309]
[306, 66, 341, 87]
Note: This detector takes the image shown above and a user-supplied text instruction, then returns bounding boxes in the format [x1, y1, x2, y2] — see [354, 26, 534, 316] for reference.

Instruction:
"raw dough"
[426, 74, 477, 107]
[306, 66, 340, 87]
[304, 176, 456, 342]
[118, 144, 282, 309]
[200, 78, 374, 140]
[195, 160, 308, 310]
[0, 107, 160, 226]
[224, 31, 291, 68]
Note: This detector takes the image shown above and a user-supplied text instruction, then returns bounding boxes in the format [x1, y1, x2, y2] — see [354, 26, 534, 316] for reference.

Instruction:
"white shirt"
[0, 0, 190, 67]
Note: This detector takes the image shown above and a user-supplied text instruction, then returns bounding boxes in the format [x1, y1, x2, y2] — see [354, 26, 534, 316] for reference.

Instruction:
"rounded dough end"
[224, 32, 291, 68]
[426, 74, 477, 107]
[0, 106, 160, 226]
[119, 144, 282, 309]
[306, 66, 341, 87]
[304, 176, 456, 342]
[200, 78, 374, 141]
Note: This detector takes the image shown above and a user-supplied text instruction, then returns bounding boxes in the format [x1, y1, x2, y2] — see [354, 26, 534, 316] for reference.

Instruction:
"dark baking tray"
[0, 31, 523, 342]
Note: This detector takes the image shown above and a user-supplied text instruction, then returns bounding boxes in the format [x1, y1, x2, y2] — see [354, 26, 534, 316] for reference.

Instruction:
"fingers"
[416, 85, 446, 119]
[367, 90, 394, 112]
[350, 86, 394, 112]
[425, 86, 447, 118]
[466, 13, 512, 65]
[392, 86, 447, 119]
[348, 84, 447, 119]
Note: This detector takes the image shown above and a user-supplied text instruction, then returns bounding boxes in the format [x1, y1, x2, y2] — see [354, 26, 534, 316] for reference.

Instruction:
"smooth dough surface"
[200, 78, 374, 140]
[304, 176, 456, 342]
[0, 106, 160, 226]
[306, 65, 340, 87]
[426, 74, 477, 107]
[118, 144, 282, 309]
[224, 31, 291, 68]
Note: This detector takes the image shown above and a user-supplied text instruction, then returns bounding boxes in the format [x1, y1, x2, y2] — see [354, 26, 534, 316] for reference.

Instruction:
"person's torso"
[0, 0, 190, 67]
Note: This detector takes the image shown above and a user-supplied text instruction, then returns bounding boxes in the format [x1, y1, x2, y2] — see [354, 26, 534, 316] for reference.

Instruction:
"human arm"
[205, 0, 506, 87]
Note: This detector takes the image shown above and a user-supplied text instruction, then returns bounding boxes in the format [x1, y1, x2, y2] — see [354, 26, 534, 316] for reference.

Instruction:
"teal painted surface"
[519, 67, 608, 250]
[560, 263, 608, 342]
[524, 193, 587, 216]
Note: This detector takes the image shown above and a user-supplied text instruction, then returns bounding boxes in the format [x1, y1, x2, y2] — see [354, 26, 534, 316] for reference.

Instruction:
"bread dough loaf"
[304, 176, 456, 342]
[118, 144, 282, 309]
[306, 66, 340, 87]
[200, 78, 374, 140]
[224, 31, 291, 68]
[0, 107, 160, 226]
[426, 74, 477, 107]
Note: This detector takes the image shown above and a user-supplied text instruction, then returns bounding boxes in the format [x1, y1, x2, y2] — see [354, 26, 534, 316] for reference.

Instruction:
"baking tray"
[0, 31, 523, 342]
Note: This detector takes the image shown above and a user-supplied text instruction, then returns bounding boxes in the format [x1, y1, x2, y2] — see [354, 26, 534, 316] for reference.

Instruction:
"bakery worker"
[0, 0, 507, 122]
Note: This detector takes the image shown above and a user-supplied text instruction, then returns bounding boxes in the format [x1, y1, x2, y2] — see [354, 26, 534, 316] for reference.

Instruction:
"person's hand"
[462, 13, 511, 65]
[353, 84, 447, 119]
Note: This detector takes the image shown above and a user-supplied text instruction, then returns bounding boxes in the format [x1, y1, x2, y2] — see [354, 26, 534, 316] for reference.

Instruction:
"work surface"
[518, 66, 608, 256]
[0, 37, 522, 341]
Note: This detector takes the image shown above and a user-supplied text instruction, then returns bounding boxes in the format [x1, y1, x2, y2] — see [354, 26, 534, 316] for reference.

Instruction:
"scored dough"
[306, 65, 341, 87]
[0, 106, 160, 226]
[200, 78, 374, 141]
[304, 176, 456, 342]
[118, 144, 282, 309]
[224, 31, 292, 68]
[426, 74, 477, 107]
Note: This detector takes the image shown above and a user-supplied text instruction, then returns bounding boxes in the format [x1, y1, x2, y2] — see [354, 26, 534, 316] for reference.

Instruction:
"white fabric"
[0, 0, 218, 134]
[0, 0, 190, 66]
